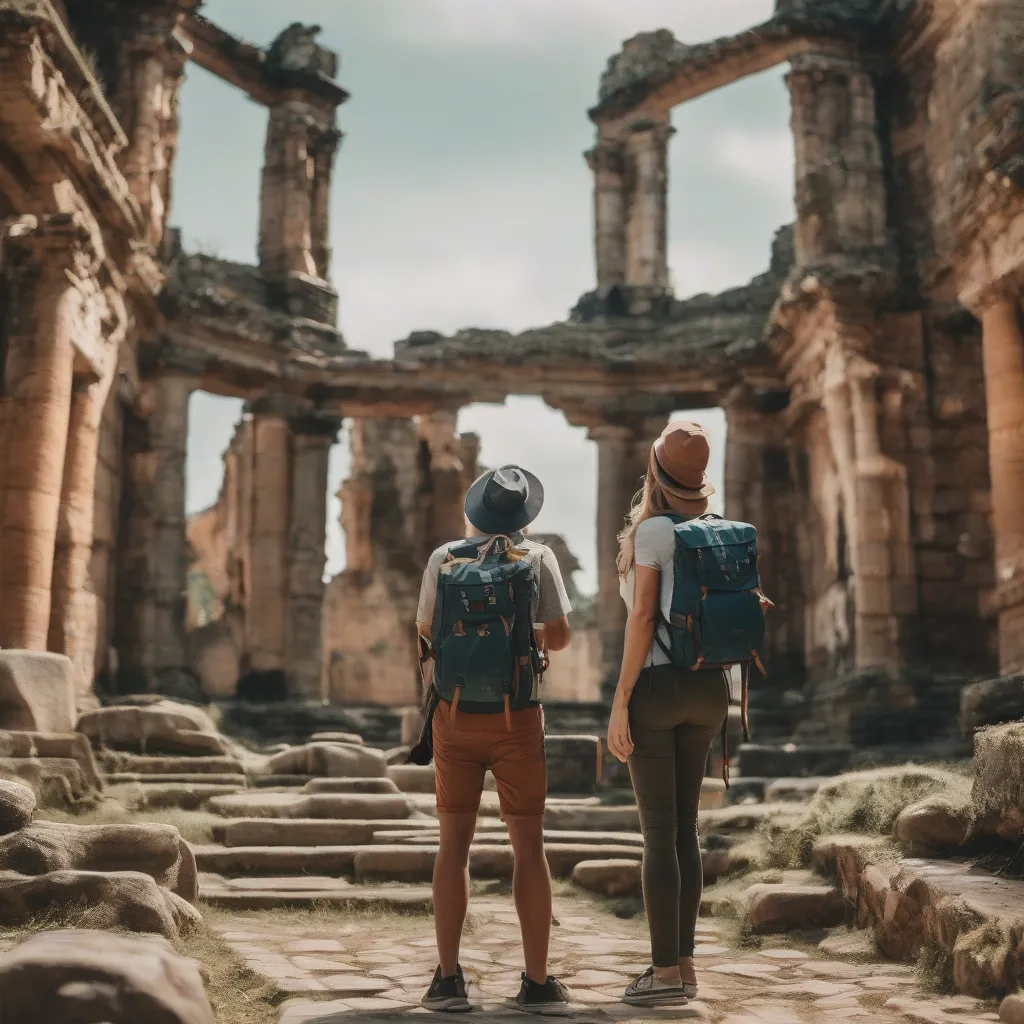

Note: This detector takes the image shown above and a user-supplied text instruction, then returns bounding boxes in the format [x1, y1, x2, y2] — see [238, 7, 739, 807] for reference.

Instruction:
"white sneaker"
[622, 967, 689, 1006]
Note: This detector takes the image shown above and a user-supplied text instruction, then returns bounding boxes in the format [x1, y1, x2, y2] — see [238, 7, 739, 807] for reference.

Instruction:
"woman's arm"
[612, 564, 661, 708]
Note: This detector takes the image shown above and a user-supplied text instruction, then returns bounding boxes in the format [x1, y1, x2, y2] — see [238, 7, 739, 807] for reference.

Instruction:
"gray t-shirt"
[620, 514, 696, 667]
[417, 533, 572, 628]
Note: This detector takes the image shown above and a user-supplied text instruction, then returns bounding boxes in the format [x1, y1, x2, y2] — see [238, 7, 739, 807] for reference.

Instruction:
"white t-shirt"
[620, 514, 697, 667]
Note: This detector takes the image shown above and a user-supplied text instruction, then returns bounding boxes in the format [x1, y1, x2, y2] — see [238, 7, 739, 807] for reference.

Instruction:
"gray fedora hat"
[464, 465, 544, 535]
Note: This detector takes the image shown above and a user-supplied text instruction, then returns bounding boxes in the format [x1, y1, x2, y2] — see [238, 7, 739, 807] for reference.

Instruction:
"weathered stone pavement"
[212, 892, 999, 1024]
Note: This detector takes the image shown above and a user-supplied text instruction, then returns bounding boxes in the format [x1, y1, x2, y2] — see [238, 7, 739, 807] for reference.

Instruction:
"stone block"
[301, 777, 399, 794]
[546, 735, 602, 794]
[0, 651, 75, 734]
[0, 929, 214, 1023]
[895, 796, 970, 854]
[217, 817, 437, 848]
[387, 764, 435, 793]
[571, 858, 640, 897]
[972, 722, 1024, 842]
[763, 777, 826, 803]
[744, 880, 844, 933]
[77, 702, 223, 756]
[266, 742, 387, 779]
[0, 781, 34, 835]
[309, 732, 364, 745]
[736, 744, 853, 778]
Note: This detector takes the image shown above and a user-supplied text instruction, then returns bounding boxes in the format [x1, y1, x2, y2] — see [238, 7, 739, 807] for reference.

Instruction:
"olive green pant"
[627, 665, 729, 967]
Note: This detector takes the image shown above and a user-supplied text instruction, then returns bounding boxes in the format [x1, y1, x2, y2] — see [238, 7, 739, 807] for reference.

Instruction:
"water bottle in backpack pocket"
[431, 535, 542, 724]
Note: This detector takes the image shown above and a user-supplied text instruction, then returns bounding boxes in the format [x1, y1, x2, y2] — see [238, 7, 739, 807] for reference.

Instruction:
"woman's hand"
[606, 699, 633, 763]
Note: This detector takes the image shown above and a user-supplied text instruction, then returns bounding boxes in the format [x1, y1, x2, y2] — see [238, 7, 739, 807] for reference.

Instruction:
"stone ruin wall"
[2, 0, 1024, 746]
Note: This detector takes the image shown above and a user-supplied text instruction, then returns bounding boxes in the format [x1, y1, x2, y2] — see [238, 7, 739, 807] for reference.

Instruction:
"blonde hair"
[616, 460, 709, 578]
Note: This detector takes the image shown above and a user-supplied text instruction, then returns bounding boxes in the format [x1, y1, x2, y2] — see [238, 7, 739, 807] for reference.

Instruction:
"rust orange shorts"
[432, 700, 547, 819]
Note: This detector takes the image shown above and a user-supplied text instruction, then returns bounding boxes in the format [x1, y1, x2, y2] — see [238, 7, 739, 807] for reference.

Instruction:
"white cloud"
[387, 0, 776, 50]
[716, 128, 794, 193]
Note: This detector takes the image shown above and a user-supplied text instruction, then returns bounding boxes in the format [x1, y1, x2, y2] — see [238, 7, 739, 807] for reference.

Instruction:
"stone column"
[309, 130, 342, 280]
[259, 103, 318, 280]
[589, 416, 667, 704]
[787, 51, 889, 265]
[419, 410, 467, 551]
[285, 417, 338, 700]
[0, 219, 89, 651]
[624, 117, 674, 305]
[244, 406, 292, 675]
[585, 137, 627, 292]
[49, 287, 127, 702]
[980, 293, 1024, 673]
[114, 372, 193, 690]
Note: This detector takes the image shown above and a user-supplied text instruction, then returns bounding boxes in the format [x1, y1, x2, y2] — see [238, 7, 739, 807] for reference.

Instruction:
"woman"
[606, 421, 730, 1007]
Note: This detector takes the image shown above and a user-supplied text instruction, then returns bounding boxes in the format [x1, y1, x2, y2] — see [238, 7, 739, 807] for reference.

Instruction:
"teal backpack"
[430, 535, 543, 724]
[656, 513, 772, 783]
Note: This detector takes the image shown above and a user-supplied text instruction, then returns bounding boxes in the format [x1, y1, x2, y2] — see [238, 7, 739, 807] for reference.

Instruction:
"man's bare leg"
[434, 811, 477, 977]
[505, 814, 552, 984]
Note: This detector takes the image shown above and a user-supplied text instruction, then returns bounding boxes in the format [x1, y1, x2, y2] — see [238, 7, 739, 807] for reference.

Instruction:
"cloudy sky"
[175, 0, 795, 594]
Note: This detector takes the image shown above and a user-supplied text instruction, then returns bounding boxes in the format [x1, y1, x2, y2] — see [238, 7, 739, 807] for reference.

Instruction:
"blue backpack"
[655, 513, 771, 782]
[430, 535, 543, 724]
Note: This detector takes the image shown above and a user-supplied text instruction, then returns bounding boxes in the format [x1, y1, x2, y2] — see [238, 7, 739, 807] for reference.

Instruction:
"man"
[415, 466, 573, 1014]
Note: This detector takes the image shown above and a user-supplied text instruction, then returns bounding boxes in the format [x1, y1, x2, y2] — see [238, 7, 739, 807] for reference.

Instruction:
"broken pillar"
[285, 415, 339, 700]
[417, 410, 467, 552]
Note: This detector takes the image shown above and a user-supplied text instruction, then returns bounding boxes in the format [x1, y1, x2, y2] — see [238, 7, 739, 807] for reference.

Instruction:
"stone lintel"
[184, 13, 349, 110]
[245, 394, 312, 420]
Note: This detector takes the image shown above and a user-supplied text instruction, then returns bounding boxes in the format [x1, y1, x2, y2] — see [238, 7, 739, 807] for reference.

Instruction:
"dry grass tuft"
[756, 765, 970, 869]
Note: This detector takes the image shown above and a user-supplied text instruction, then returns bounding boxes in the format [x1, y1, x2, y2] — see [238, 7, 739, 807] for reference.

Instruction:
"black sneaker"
[422, 965, 471, 1013]
[514, 973, 571, 1016]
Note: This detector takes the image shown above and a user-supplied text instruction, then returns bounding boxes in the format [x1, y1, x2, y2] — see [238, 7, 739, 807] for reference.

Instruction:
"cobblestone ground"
[213, 893, 998, 1024]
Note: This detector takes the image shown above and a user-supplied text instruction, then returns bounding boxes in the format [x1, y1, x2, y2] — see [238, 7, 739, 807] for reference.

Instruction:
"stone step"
[108, 781, 245, 810]
[193, 842, 642, 880]
[302, 778, 400, 795]
[814, 833, 1024, 999]
[369, 828, 644, 848]
[736, 743, 853, 778]
[252, 775, 311, 788]
[97, 753, 244, 776]
[212, 817, 438, 848]
[105, 773, 248, 787]
[199, 879, 432, 912]
[207, 791, 413, 820]
[743, 874, 845, 933]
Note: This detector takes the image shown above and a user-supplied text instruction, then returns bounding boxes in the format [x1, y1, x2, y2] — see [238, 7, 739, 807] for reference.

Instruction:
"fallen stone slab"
[207, 790, 413, 820]
[572, 859, 640, 896]
[0, 651, 76, 734]
[0, 781, 35, 835]
[744, 879, 845, 933]
[0, 869, 200, 939]
[0, 928, 214, 1024]
[199, 882, 433, 913]
[737, 743, 854, 778]
[97, 751, 244, 776]
[725, 777, 768, 804]
[2, 819, 198, 902]
[0, 756, 96, 806]
[303, 777, 400, 794]
[267, 742, 387, 779]
[310, 732, 364, 745]
[78, 702, 226, 756]
[0, 731, 103, 790]
[764, 777, 827, 803]
[113, 781, 245, 810]
[815, 834, 1024, 998]
[212, 816, 435, 847]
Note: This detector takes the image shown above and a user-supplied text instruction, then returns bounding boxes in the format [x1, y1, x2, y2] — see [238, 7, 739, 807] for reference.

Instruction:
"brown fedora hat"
[651, 421, 716, 504]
